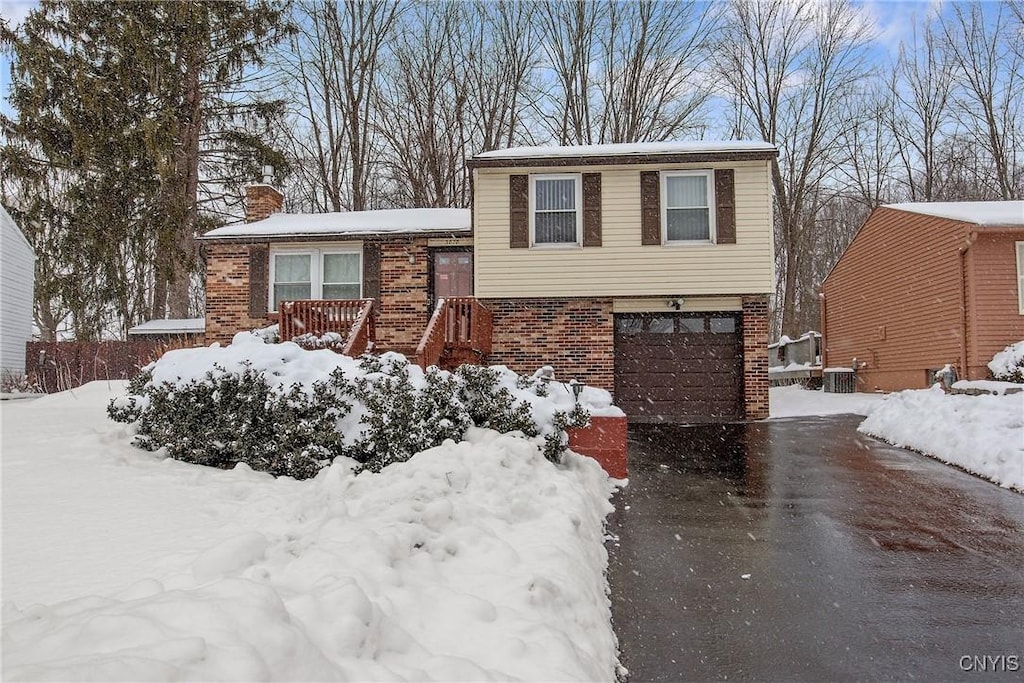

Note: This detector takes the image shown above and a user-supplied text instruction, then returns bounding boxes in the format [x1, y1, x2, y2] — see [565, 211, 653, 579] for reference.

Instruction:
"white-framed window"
[1017, 241, 1024, 315]
[269, 247, 361, 312]
[531, 173, 582, 246]
[662, 170, 715, 243]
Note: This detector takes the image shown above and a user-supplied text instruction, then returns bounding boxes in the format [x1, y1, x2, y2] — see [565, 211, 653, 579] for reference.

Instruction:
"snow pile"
[988, 340, 1024, 382]
[859, 387, 1024, 491]
[3, 383, 621, 680]
[147, 331, 621, 419]
[111, 332, 622, 477]
[768, 362, 812, 373]
[952, 379, 1023, 396]
[769, 385, 886, 418]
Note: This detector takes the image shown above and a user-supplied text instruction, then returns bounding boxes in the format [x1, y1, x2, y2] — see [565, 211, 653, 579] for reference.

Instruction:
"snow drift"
[859, 386, 1023, 491]
[3, 383, 622, 680]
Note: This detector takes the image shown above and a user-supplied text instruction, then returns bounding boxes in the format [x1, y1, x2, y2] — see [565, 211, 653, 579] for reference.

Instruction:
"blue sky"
[0, 0, 984, 122]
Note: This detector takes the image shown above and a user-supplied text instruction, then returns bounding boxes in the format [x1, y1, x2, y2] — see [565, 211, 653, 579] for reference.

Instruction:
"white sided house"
[1, 205, 35, 378]
[202, 141, 777, 423]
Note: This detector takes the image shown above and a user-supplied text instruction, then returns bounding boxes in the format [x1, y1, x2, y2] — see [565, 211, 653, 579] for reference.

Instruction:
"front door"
[433, 251, 473, 299]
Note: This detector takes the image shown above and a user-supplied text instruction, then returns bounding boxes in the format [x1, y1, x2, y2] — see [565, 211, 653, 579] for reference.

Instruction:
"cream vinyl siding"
[473, 160, 774, 298]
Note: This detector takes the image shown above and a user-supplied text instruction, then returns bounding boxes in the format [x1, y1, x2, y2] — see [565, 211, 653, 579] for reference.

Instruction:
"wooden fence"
[26, 341, 170, 393]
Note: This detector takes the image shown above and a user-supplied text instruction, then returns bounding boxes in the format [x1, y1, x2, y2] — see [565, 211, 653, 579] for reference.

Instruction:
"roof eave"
[199, 228, 473, 243]
[467, 149, 778, 169]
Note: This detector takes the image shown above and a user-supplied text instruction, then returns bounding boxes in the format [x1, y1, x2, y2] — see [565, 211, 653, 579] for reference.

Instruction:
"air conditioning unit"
[823, 369, 856, 393]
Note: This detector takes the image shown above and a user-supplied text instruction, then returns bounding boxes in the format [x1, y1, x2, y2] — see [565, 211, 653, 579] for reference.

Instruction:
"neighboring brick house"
[820, 201, 1024, 392]
[201, 141, 778, 423]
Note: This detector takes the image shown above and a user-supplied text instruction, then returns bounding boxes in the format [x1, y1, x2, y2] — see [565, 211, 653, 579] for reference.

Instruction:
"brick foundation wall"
[204, 243, 272, 344]
[742, 295, 770, 419]
[377, 241, 430, 352]
[480, 298, 614, 392]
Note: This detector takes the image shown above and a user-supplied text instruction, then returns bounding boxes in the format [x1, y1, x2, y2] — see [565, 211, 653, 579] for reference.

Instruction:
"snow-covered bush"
[109, 364, 350, 478]
[988, 341, 1024, 383]
[351, 355, 470, 472]
[108, 332, 612, 478]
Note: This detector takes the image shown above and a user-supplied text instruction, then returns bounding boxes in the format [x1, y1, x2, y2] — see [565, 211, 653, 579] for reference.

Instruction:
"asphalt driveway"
[607, 415, 1024, 682]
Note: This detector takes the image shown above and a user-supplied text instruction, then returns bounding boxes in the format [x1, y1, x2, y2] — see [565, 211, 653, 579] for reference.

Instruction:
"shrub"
[108, 351, 593, 478]
[988, 341, 1024, 383]
[0, 370, 43, 394]
[109, 363, 351, 478]
[351, 355, 471, 472]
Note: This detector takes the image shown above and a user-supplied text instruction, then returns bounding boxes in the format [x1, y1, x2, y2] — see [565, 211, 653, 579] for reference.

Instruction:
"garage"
[614, 312, 744, 423]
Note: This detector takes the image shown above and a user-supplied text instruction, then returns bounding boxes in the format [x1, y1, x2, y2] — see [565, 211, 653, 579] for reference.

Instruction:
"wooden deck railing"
[415, 297, 492, 370]
[279, 299, 375, 356]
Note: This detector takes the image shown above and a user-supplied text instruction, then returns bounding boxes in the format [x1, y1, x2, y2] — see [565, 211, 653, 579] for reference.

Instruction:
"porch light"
[569, 378, 584, 403]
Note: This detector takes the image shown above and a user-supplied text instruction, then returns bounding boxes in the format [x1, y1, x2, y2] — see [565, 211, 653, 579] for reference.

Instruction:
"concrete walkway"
[607, 416, 1024, 682]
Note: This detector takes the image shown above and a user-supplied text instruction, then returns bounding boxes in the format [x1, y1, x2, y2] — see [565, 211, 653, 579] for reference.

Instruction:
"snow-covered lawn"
[2, 382, 620, 681]
[859, 386, 1024, 492]
[769, 384, 886, 418]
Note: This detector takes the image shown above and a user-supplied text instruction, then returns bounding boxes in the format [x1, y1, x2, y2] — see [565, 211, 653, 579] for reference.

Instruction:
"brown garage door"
[614, 312, 743, 423]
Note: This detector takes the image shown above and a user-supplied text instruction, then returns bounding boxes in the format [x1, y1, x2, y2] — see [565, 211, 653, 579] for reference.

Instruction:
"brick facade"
[480, 297, 615, 392]
[742, 295, 770, 419]
[245, 185, 283, 223]
[204, 243, 272, 344]
[204, 237, 768, 422]
[376, 241, 430, 352]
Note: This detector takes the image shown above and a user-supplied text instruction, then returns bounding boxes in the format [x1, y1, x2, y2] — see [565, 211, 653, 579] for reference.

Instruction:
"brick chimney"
[245, 165, 284, 223]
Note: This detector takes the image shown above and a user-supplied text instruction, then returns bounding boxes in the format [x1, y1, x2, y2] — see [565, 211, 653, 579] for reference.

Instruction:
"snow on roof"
[128, 318, 206, 335]
[883, 201, 1024, 226]
[202, 208, 471, 240]
[474, 140, 776, 160]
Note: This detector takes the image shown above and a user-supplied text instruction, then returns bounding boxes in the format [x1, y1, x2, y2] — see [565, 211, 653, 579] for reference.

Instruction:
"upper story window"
[662, 170, 715, 243]
[270, 247, 361, 312]
[531, 174, 581, 246]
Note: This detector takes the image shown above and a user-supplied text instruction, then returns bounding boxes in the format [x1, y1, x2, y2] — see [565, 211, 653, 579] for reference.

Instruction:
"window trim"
[1017, 241, 1024, 315]
[268, 246, 362, 312]
[530, 173, 582, 248]
[661, 169, 716, 245]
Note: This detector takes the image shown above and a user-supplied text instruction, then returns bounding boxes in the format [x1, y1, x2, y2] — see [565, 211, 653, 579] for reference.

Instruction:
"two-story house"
[201, 142, 776, 423]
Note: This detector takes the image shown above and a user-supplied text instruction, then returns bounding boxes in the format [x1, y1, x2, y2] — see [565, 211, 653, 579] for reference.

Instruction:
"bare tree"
[377, 2, 468, 207]
[942, 1, 1023, 200]
[596, 0, 715, 143]
[887, 19, 954, 201]
[717, 0, 873, 335]
[334, 1, 401, 210]
[461, 1, 539, 153]
[279, 2, 352, 212]
[838, 83, 900, 208]
[537, 0, 602, 145]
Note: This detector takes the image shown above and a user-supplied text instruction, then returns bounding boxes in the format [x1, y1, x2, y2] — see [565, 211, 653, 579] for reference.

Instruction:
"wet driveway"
[607, 415, 1024, 682]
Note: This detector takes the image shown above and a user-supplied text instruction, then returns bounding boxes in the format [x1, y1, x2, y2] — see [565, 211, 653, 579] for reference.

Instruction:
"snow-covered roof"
[128, 318, 206, 335]
[883, 201, 1024, 226]
[202, 208, 472, 240]
[474, 140, 776, 160]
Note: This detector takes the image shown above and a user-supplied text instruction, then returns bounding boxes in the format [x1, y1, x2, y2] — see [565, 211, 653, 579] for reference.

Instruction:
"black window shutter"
[582, 172, 602, 247]
[640, 171, 661, 245]
[715, 169, 736, 244]
[362, 242, 380, 301]
[249, 245, 269, 316]
[509, 175, 529, 248]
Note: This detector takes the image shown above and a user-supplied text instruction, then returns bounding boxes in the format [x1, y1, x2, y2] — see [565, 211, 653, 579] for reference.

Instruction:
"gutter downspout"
[957, 232, 978, 380]
[819, 291, 828, 369]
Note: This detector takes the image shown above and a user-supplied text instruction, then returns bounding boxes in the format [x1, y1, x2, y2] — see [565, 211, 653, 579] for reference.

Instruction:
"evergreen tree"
[1, 0, 290, 337]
